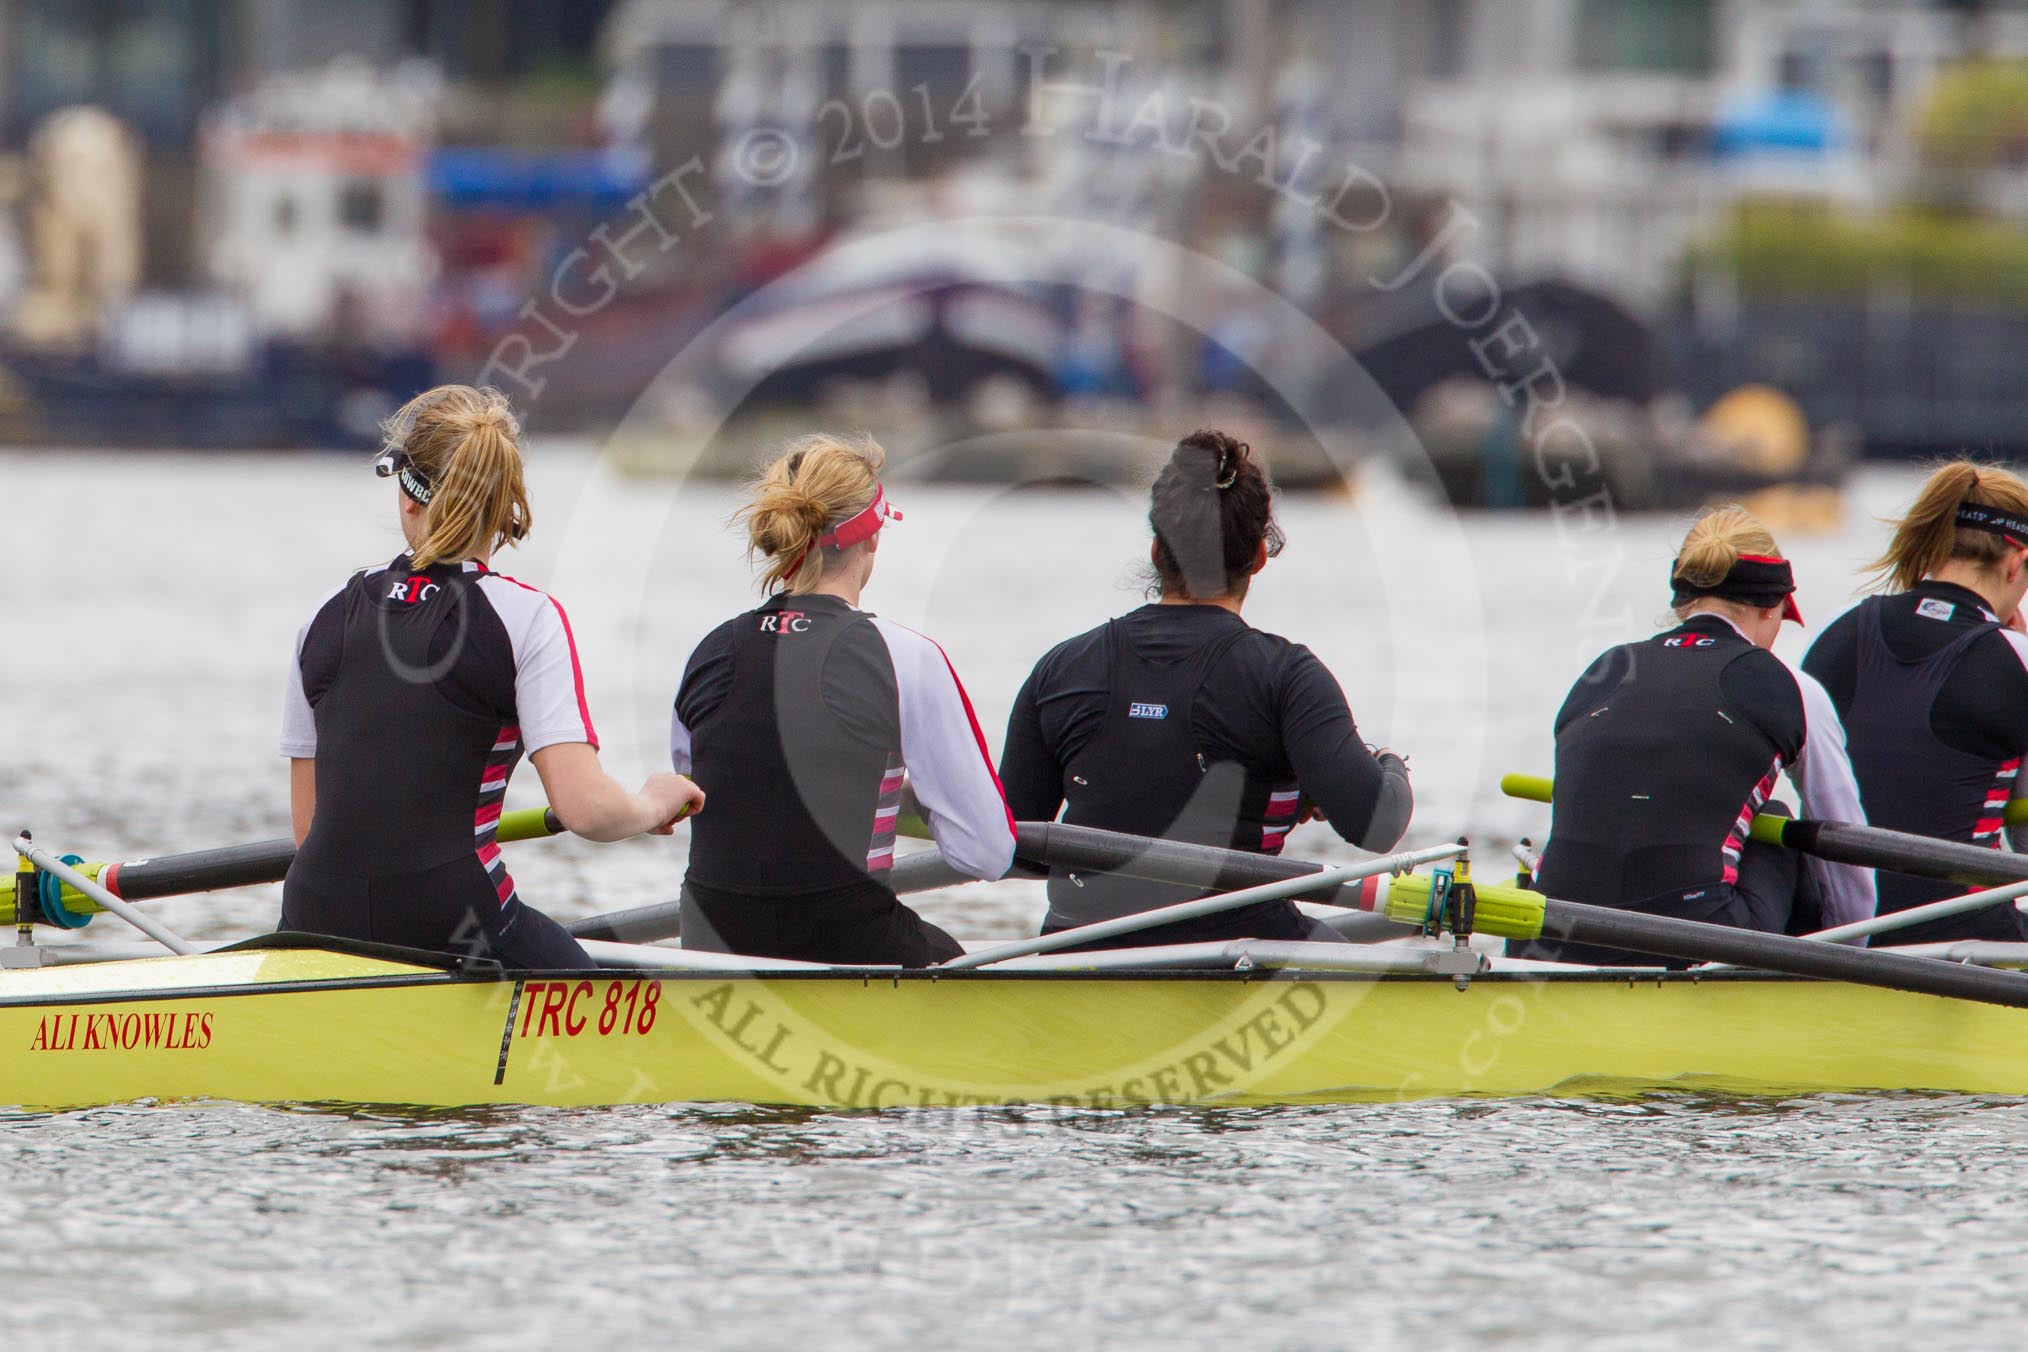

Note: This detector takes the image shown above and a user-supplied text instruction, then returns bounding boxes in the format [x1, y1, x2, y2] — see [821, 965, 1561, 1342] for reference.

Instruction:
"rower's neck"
[1158, 591, 1245, 616]
[1929, 561, 2007, 616]
[812, 574, 863, 607]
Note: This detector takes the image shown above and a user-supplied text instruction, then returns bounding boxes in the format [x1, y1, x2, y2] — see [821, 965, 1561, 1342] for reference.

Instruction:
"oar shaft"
[1535, 896, 2028, 1008]
[566, 899, 681, 943]
[1500, 774, 2028, 888]
[944, 841, 1467, 970]
[1778, 818, 2028, 888]
[1803, 877, 2028, 946]
[575, 821, 1427, 946]
[0, 808, 565, 925]
[885, 822, 1390, 904]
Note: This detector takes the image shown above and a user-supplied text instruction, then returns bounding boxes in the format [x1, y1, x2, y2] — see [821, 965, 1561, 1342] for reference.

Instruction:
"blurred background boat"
[0, 0, 2019, 504]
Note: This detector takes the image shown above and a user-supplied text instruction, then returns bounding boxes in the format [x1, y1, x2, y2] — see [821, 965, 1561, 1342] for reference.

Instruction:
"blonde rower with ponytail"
[1518, 505, 1873, 965]
[671, 433, 1014, 965]
[280, 384, 705, 969]
[1801, 460, 2028, 944]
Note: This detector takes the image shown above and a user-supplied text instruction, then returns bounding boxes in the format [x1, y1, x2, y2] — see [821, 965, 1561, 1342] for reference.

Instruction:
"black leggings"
[281, 855, 596, 970]
[681, 879, 963, 966]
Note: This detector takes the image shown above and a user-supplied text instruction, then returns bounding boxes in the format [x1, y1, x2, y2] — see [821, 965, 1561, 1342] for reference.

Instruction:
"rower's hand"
[641, 773, 705, 834]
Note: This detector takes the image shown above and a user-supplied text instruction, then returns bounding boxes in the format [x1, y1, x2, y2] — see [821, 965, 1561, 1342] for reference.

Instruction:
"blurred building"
[1288, 0, 2028, 306]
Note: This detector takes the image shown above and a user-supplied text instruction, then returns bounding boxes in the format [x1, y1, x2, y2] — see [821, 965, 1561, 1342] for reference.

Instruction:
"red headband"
[789, 485, 902, 579]
[818, 485, 902, 549]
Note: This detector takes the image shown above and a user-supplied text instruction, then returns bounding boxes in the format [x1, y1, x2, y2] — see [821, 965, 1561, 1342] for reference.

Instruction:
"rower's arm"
[1785, 667, 1878, 927]
[530, 743, 704, 842]
[997, 665, 1065, 823]
[1280, 648, 1412, 852]
[289, 759, 315, 846]
[871, 618, 1015, 880]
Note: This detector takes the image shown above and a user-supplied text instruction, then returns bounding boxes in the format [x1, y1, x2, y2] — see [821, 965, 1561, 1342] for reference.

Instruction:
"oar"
[941, 841, 1468, 970]
[14, 836, 195, 955]
[1690, 877, 2028, 972]
[1501, 773, 2028, 889]
[1799, 877, 2028, 947]
[1368, 870, 2028, 1010]
[566, 821, 1430, 945]
[0, 807, 563, 927]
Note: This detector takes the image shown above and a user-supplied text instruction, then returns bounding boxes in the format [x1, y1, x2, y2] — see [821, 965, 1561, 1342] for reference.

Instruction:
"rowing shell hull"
[3, 948, 2025, 1110]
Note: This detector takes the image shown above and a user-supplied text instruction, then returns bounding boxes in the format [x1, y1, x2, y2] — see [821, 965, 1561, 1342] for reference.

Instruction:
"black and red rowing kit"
[280, 554, 598, 969]
[997, 603, 1413, 949]
[1803, 580, 2028, 944]
[673, 593, 1015, 966]
[1523, 564, 1874, 966]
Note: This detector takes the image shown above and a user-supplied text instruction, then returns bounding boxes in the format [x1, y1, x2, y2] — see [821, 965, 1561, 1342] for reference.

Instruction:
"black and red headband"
[1956, 502, 2028, 547]
[1670, 553, 1803, 625]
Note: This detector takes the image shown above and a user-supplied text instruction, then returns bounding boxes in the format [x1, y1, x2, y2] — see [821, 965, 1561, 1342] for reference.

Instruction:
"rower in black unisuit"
[1000, 604, 1411, 945]
[675, 593, 1012, 964]
[280, 383, 701, 969]
[1801, 472, 2028, 944]
[673, 434, 1013, 966]
[1520, 518, 1873, 966]
[999, 430, 1411, 949]
[282, 555, 599, 968]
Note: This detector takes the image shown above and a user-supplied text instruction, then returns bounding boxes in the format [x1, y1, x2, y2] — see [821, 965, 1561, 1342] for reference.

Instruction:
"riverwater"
[1, 449, 2020, 1349]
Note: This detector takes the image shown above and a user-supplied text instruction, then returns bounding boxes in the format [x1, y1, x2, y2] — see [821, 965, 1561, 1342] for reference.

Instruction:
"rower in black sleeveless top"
[674, 434, 1014, 966]
[1518, 507, 1874, 966]
[282, 385, 704, 969]
[1801, 461, 2028, 945]
[998, 431, 1412, 949]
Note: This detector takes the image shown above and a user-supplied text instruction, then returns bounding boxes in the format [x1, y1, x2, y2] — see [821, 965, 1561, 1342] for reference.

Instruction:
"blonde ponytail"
[736, 433, 886, 594]
[1867, 459, 2028, 593]
[1673, 505, 1781, 591]
[381, 385, 532, 568]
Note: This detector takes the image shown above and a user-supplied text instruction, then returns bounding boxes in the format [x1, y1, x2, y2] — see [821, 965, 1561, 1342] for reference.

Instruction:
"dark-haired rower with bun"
[1802, 460, 2028, 945]
[673, 433, 1015, 966]
[998, 430, 1413, 948]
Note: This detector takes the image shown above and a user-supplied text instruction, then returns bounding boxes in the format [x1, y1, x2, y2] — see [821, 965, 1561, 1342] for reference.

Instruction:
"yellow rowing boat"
[4, 940, 2026, 1111]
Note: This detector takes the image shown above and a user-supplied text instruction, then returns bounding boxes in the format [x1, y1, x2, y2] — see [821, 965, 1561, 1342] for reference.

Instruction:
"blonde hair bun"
[1673, 505, 1781, 589]
[736, 433, 887, 594]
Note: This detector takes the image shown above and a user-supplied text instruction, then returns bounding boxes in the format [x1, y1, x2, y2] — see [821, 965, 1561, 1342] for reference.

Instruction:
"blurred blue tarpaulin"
[426, 147, 650, 208]
[1712, 89, 1846, 159]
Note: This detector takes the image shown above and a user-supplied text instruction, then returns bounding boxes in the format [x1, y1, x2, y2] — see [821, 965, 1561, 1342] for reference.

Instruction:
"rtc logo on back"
[759, 611, 811, 634]
[389, 576, 439, 605]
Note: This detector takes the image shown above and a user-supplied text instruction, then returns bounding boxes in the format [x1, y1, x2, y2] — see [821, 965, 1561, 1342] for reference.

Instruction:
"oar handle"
[1503, 772, 1797, 846]
[1501, 772, 2028, 887]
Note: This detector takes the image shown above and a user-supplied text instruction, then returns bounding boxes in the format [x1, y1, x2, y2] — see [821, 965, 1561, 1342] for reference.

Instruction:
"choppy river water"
[2, 449, 2019, 1349]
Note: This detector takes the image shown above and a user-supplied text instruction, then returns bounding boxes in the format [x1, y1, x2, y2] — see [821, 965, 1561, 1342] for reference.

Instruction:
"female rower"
[997, 430, 1412, 949]
[281, 385, 704, 968]
[1800, 461, 2028, 945]
[672, 433, 1014, 965]
[1519, 507, 1874, 965]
